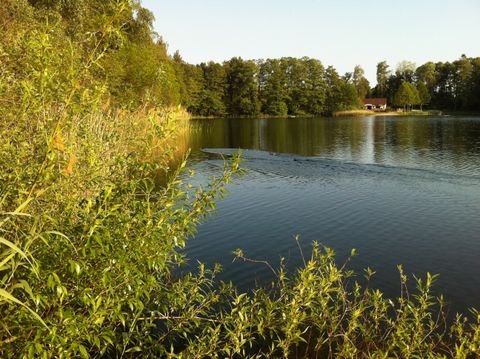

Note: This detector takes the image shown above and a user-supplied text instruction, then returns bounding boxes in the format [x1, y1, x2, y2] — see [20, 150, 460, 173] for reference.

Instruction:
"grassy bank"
[334, 109, 444, 117]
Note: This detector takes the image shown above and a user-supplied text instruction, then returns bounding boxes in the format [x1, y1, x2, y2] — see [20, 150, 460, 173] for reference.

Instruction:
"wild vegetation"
[1, 0, 480, 357]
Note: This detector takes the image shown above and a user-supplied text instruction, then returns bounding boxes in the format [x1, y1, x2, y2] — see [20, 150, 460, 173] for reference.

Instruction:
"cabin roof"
[363, 98, 387, 105]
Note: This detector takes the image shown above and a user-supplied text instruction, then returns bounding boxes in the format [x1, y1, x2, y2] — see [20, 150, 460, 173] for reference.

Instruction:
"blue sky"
[141, 0, 480, 84]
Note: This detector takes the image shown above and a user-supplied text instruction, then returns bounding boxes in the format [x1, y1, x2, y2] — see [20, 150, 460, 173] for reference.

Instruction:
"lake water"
[181, 116, 480, 315]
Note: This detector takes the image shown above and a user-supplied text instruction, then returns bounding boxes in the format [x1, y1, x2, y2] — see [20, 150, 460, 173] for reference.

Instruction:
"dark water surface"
[182, 116, 480, 314]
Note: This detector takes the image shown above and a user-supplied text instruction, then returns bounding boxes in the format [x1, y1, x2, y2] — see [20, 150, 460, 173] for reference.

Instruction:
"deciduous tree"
[394, 81, 420, 111]
[374, 61, 390, 97]
[353, 65, 370, 100]
[224, 57, 260, 116]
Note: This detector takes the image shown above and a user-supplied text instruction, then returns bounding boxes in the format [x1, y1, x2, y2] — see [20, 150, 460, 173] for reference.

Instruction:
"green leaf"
[78, 344, 89, 359]
[126, 346, 142, 353]
[0, 288, 48, 329]
[0, 237, 29, 260]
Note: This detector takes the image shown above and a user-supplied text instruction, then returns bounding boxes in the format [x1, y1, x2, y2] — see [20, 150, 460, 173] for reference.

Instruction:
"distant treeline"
[371, 58, 480, 112]
[177, 56, 480, 116]
[175, 57, 361, 117]
[5, 1, 479, 116]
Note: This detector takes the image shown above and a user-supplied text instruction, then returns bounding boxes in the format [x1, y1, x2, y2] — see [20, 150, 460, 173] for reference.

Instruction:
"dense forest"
[181, 56, 480, 116]
[2, 0, 480, 357]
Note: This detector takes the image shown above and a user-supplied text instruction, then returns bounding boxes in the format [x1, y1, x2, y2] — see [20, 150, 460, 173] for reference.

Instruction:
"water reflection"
[186, 116, 480, 176]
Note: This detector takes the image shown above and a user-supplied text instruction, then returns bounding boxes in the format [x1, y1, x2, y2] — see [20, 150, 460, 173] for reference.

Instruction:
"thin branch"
[137, 314, 220, 323]
[294, 235, 306, 267]
[233, 255, 277, 276]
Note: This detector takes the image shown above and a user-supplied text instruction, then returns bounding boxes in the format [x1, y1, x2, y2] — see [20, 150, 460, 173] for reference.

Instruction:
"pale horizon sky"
[141, 0, 480, 84]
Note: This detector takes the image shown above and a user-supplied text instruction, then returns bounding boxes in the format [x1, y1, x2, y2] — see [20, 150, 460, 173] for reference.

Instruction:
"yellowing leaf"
[51, 133, 65, 151]
[63, 153, 77, 176]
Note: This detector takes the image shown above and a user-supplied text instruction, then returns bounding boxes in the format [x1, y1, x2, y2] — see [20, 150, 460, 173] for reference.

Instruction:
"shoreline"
[333, 110, 443, 117]
[191, 110, 443, 120]
[190, 109, 480, 120]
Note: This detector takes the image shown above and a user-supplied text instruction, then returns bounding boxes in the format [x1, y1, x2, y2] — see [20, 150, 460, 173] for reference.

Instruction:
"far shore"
[191, 110, 440, 120]
[189, 109, 480, 120]
[333, 109, 443, 117]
